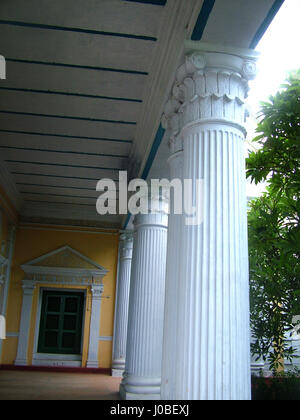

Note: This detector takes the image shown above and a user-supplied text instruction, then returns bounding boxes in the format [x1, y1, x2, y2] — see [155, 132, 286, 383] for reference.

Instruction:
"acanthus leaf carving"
[162, 51, 257, 136]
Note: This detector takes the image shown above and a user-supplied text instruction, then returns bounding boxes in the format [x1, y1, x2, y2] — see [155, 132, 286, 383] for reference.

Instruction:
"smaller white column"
[15, 280, 36, 366]
[0, 226, 16, 360]
[0, 261, 5, 295]
[120, 194, 168, 400]
[86, 284, 104, 368]
[112, 233, 133, 377]
[0, 255, 7, 310]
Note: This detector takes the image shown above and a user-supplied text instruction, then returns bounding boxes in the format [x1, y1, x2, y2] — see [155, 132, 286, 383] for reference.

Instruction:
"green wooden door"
[38, 290, 84, 355]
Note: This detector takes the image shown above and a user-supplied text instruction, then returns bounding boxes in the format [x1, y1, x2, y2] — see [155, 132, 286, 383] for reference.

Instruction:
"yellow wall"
[1, 224, 119, 368]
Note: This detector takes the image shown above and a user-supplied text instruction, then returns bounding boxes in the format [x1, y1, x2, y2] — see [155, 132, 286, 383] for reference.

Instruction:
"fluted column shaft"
[161, 42, 258, 400]
[112, 234, 133, 376]
[120, 200, 168, 400]
[178, 123, 250, 400]
[161, 151, 183, 400]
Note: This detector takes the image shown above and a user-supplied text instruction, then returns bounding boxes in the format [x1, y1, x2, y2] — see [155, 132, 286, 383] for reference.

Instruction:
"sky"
[247, 0, 300, 116]
[246, 0, 300, 196]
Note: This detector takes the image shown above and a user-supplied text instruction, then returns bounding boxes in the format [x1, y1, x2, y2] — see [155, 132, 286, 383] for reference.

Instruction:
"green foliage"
[247, 70, 300, 373]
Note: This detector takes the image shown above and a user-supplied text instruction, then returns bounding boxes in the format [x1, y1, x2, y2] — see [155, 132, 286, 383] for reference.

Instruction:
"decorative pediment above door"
[21, 245, 108, 286]
[16, 245, 109, 368]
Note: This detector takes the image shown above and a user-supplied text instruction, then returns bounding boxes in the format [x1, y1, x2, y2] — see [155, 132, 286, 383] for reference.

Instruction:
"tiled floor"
[0, 370, 122, 400]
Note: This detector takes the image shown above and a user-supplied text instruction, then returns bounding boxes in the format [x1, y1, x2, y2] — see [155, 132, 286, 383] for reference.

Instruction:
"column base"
[14, 359, 28, 366]
[86, 360, 99, 368]
[120, 383, 160, 401]
[112, 358, 125, 377]
[112, 369, 124, 377]
[120, 375, 161, 400]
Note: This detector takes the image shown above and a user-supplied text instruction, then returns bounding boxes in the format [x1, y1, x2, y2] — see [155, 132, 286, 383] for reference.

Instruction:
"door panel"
[38, 290, 84, 355]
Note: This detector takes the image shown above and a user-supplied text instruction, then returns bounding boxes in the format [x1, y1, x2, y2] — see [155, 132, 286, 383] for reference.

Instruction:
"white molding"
[32, 358, 81, 368]
[99, 336, 113, 342]
[15, 281, 36, 366]
[86, 284, 104, 368]
[22, 265, 106, 279]
[33, 353, 81, 361]
[32, 352, 85, 367]
[19, 223, 119, 236]
[6, 332, 19, 338]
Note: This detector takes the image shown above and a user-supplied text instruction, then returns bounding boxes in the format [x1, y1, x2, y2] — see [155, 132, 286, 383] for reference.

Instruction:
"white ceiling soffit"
[126, 0, 284, 187]
[0, 0, 284, 228]
[122, 0, 284, 229]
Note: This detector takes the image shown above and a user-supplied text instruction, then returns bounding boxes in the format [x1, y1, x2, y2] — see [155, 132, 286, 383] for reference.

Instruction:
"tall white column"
[120, 195, 168, 400]
[86, 284, 104, 368]
[15, 280, 36, 366]
[112, 233, 133, 377]
[161, 42, 258, 400]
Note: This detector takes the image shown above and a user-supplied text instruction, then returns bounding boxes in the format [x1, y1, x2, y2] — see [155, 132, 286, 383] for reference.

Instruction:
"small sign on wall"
[0, 315, 6, 339]
[0, 56, 6, 80]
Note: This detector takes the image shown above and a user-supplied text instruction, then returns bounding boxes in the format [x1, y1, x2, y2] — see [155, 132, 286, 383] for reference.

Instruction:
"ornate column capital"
[22, 280, 36, 295]
[133, 192, 169, 231]
[119, 232, 134, 261]
[90, 284, 104, 300]
[161, 41, 258, 150]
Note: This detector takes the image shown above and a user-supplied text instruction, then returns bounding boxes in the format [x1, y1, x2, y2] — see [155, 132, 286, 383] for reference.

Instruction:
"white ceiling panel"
[0, 90, 141, 122]
[0, 148, 127, 169]
[0, 25, 155, 72]
[0, 113, 136, 140]
[23, 193, 97, 205]
[2, 61, 147, 100]
[0, 0, 163, 38]
[0, 132, 131, 156]
[18, 185, 100, 198]
[5, 161, 119, 180]
[201, 0, 277, 48]
[12, 173, 110, 190]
